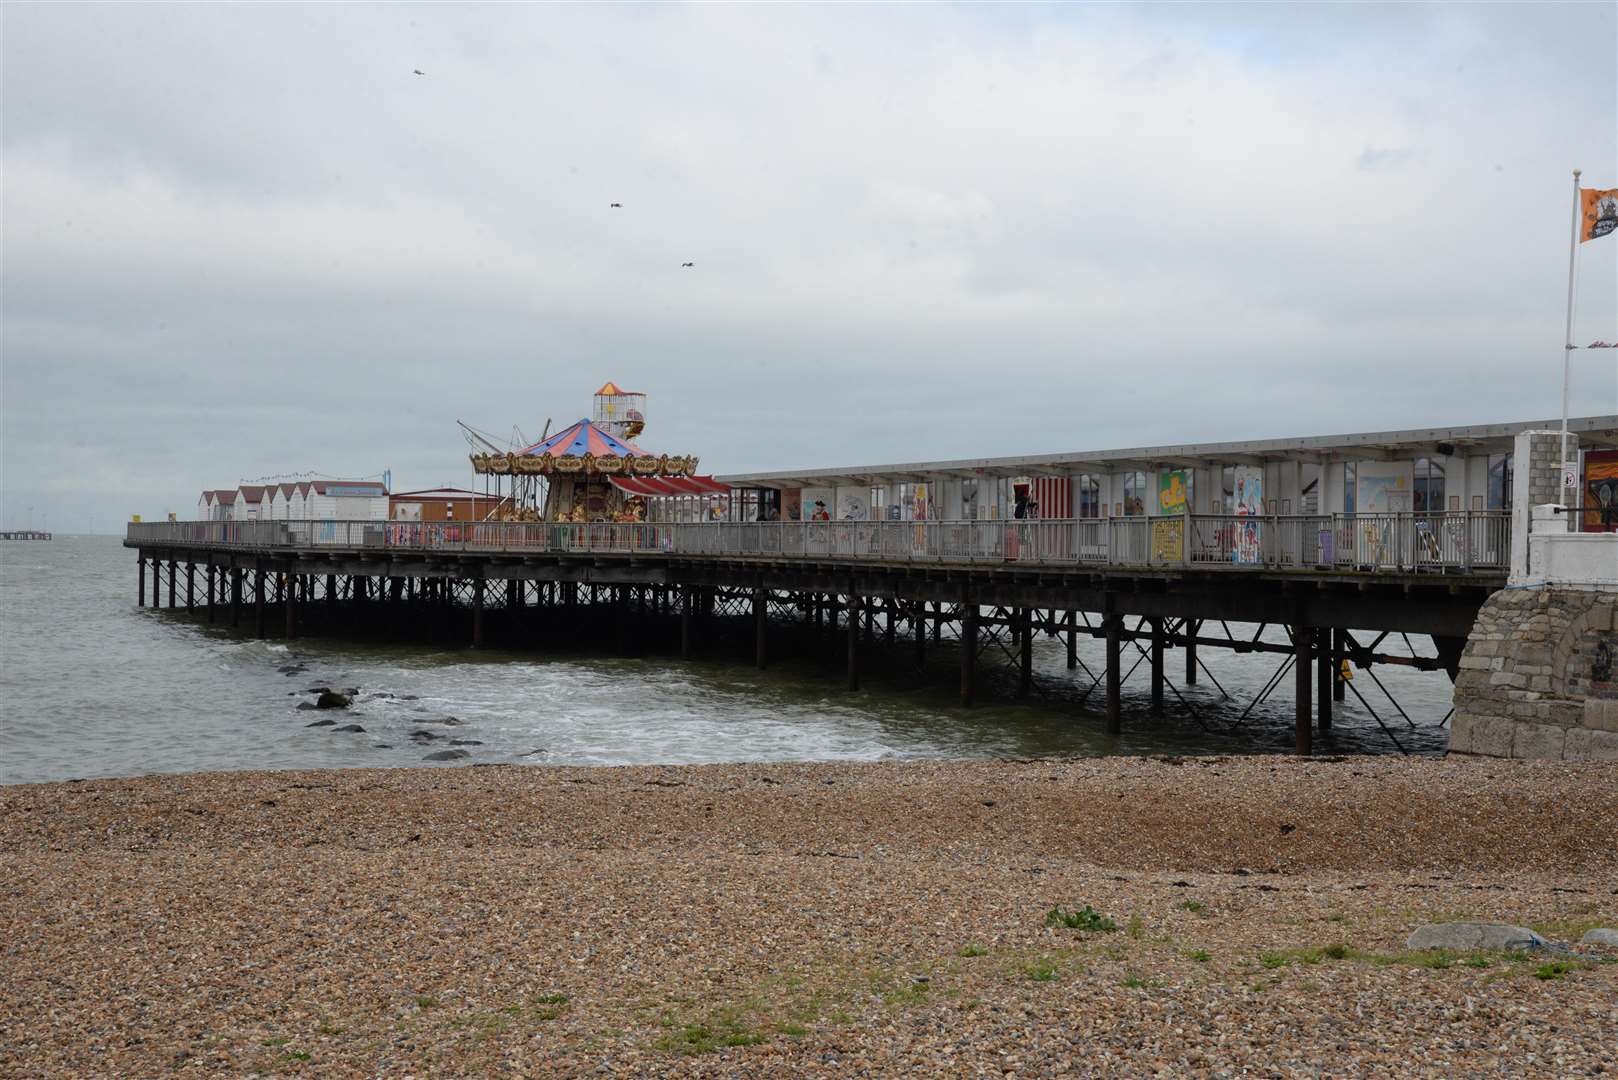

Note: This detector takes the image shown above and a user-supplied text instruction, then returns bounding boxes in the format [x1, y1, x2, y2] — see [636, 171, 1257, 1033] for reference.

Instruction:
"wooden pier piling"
[1104, 608, 1122, 736]
[1184, 619, 1198, 685]
[1294, 624, 1314, 756]
[1017, 607, 1033, 699]
[1149, 616, 1165, 715]
[846, 592, 861, 691]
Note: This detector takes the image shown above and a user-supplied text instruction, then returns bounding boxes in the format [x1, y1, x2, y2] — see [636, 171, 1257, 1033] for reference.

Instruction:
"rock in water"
[449, 739, 483, 746]
[408, 730, 442, 741]
[305, 718, 337, 727]
[295, 702, 319, 711]
[315, 691, 351, 709]
[423, 749, 470, 762]
[1406, 922, 1548, 952]
[333, 723, 366, 733]
[1581, 928, 1618, 947]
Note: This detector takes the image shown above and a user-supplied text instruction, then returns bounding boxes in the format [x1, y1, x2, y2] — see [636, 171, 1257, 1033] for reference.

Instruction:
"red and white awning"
[609, 476, 730, 497]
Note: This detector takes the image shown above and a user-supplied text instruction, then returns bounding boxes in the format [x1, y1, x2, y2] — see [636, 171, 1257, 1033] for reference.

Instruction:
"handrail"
[127, 512, 1513, 574]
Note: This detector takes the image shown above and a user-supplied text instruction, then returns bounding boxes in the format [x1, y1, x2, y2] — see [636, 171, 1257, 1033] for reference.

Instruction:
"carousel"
[462, 382, 729, 523]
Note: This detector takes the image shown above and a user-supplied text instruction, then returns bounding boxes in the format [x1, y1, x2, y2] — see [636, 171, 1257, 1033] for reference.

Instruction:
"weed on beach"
[1045, 905, 1117, 932]
[1025, 957, 1061, 982]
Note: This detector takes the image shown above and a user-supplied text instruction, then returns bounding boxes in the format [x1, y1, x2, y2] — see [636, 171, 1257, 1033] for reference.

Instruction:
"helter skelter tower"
[593, 381, 647, 441]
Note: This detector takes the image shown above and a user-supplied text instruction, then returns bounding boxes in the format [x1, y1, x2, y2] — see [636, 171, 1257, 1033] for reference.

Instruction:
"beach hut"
[306, 480, 390, 520]
[234, 485, 270, 520]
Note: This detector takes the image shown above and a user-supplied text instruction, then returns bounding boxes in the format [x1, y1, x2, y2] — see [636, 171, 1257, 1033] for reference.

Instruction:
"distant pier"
[1, 531, 51, 541]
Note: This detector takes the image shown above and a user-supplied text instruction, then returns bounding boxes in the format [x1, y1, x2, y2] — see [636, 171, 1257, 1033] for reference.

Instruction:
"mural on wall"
[911, 483, 930, 520]
[1583, 450, 1618, 532]
[835, 487, 870, 521]
[1158, 470, 1192, 515]
[801, 487, 834, 522]
[782, 489, 802, 522]
[1356, 464, 1413, 513]
[1232, 467, 1263, 565]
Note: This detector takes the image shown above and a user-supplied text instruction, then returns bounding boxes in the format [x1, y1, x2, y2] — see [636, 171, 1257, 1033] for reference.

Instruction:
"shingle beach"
[3, 756, 1615, 1077]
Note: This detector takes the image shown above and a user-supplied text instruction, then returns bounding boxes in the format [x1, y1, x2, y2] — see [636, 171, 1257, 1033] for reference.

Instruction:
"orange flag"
[1580, 187, 1618, 242]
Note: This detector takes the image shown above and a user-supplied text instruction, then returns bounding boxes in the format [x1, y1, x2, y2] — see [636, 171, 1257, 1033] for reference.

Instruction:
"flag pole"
[1560, 168, 1581, 502]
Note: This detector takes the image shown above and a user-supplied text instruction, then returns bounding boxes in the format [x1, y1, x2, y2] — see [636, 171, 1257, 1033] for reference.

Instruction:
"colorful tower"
[593, 381, 647, 441]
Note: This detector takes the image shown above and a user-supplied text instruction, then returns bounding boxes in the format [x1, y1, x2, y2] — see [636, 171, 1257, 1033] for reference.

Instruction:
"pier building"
[129, 413, 1618, 758]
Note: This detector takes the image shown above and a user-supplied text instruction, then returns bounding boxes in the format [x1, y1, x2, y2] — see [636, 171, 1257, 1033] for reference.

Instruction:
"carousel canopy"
[520, 418, 644, 458]
[610, 476, 729, 497]
[594, 381, 641, 397]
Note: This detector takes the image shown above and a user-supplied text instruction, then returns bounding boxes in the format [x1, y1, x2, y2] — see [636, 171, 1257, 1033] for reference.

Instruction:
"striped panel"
[1034, 478, 1071, 519]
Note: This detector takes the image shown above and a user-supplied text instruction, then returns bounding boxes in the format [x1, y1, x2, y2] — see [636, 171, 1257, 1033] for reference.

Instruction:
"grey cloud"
[1, 2, 1613, 529]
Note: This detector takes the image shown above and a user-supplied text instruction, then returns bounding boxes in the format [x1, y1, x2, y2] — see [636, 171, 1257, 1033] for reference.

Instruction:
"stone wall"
[1509, 430, 1577, 582]
[1450, 587, 1618, 761]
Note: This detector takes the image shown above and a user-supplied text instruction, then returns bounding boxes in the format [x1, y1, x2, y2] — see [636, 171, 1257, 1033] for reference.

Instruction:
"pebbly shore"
[2, 756, 1616, 1077]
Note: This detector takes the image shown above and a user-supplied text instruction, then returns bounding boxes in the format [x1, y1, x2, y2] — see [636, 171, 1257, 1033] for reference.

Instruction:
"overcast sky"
[3, 3, 1615, 529]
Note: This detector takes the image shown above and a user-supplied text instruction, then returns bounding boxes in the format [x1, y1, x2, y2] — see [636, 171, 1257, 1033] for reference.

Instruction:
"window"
[869, 486, 888, 518]
[1342, 462, 1356, 514]
[1413, 458, 1446, 514]
[1221, 465, 1235, 514]
[1076, 474, 1101, 518]
[1121, 471, 1147, 516]
[1487, 453, 1512, 510]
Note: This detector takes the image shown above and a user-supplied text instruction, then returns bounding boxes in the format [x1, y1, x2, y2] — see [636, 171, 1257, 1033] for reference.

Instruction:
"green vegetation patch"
[1024, 957, 1061, 982]
[1045, 905, 1117, 932]
[654, 1011, 768, 1056]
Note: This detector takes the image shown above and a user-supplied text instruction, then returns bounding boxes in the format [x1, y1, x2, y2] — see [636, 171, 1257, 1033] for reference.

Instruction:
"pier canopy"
[609, 476, 729, 497]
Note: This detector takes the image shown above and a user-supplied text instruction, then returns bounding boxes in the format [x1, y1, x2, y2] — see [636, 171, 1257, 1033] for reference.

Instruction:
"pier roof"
[717, 415, 1618, 487]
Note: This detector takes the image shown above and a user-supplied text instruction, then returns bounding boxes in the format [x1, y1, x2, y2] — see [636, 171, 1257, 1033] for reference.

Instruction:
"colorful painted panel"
[1583, 450, 1618, 532]
[1157, 470, 1192, 515]
[1151, 518, 1184, 562]
[1232, 467, 1263, 565]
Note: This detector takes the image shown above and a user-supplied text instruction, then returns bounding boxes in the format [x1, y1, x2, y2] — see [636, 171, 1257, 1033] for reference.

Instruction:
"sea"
[0, 535, 1453, 786]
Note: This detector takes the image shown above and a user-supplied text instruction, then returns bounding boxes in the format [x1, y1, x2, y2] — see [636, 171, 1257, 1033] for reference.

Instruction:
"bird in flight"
[413, 69, 425, 76]
[681, 262, 694, 268]
[609, 202, 622, 208]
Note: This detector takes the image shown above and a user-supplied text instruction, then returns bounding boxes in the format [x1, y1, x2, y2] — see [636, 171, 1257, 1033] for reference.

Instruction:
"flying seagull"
[413, 69, 425, 76]
[609, 202, 622, 208]
[681, 262, 694, 268]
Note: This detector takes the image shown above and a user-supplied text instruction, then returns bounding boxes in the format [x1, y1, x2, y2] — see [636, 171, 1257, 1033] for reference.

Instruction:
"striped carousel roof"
[519, 418, 646, 458]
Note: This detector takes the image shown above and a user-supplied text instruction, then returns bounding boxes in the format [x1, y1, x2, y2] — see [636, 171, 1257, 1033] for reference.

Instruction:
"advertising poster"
[782, 489, 803, 522]
[1157, 470, 1192, 515]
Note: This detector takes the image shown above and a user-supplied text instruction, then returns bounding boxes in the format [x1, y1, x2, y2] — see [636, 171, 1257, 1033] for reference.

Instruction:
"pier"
[125, 514, 1502, 758]
[1, 531, 52, 541]
[125, 414, 1618, 757]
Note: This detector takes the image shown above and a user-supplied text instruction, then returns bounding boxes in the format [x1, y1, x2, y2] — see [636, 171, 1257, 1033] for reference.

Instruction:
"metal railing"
[127, 512, 1512, 574]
